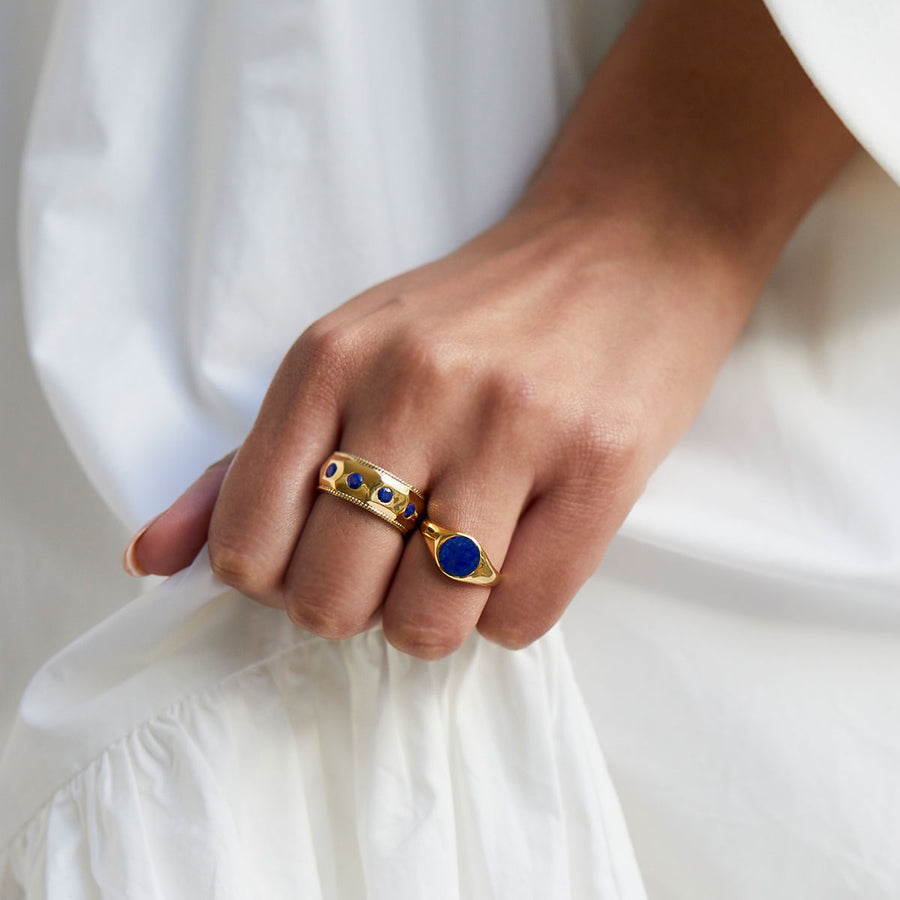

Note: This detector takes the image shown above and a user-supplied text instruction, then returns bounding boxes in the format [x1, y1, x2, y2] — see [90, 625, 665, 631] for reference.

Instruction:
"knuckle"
[479, 371, 552, 458]
[396, 334, 468, 384]
[477, 619, 543, 651]
[385, 620, 466, 661]
[294, 321, 333, 362]
[208, 537, 271, 595]
[294, 321, 365, 377]
[483, 369, 538, 419]
[566, 407, 644, 478]
[284, 596, 363, 640]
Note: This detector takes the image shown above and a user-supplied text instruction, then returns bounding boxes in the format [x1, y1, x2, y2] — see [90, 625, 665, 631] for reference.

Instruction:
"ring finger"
[382, 455, 531, 659]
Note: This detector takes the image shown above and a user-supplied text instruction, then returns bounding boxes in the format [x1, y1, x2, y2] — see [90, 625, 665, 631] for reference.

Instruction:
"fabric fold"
[0, 553, 645, 899]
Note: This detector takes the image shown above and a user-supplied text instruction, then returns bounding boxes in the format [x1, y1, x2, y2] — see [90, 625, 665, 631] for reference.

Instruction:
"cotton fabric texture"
[0, 0, 898, 898]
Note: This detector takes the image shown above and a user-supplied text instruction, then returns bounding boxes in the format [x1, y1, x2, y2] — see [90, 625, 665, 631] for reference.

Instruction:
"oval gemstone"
[403, 503, 417, 519]
[437, 535, 481, 578]
[378, 486, 393, 503]
[325, 463, 337, 478]
[347, 472, 363, 490]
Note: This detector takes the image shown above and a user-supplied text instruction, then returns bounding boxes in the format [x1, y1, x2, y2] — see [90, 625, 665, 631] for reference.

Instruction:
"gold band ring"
[318, 451, 426, 535]
[419, 519, 500, 586]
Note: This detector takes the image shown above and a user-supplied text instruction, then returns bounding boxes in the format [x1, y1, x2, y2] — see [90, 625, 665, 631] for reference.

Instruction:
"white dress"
[1, 0, 898, 897]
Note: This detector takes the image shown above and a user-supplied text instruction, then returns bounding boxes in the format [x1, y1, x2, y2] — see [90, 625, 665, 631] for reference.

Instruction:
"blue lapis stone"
[347, 472, 363, 490]
[378, 486, 393, 503]
[437, 535, 481, 578]
[325, 463, 337, 478]
[403, 503, 417, 519]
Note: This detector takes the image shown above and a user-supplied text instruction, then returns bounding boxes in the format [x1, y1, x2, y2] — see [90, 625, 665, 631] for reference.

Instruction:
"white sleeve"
[763, 0, 900, 185]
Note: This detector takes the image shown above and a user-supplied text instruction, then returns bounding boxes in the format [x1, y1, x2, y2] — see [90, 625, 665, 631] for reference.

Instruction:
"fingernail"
[121, 514, 161, 577]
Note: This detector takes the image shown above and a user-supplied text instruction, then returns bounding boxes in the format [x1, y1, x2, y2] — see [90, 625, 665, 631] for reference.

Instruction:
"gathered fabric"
[0, 556, 643, 899]
[2, 0, 900, 896]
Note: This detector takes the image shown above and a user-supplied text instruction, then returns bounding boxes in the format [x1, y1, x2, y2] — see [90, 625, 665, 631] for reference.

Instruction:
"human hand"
[122, 0, 856, 657]
[121, 202, 756, 656]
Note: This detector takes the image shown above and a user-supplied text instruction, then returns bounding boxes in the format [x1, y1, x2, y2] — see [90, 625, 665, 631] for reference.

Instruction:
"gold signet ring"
[419, 519, 500, 586]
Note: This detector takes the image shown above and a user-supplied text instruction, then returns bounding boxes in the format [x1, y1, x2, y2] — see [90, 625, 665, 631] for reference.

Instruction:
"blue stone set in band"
[436, 534, 482, 578]
[319, 453, 421, 528]
[341, 469, 419, 520]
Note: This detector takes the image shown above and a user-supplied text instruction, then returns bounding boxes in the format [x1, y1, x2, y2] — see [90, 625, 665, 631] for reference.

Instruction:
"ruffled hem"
[0, 556, 644, 899]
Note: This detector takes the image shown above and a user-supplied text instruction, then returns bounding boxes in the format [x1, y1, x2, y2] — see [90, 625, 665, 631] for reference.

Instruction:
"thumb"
[122, 450, 237, 577]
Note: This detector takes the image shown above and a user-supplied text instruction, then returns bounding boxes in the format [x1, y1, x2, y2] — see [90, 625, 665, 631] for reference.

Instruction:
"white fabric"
[19, 0, 588, 528]
[0, 553, 643, 899]
[2, 1, 646, 897]
[2, 0, 900, 897]
[762, 0, 900, 186]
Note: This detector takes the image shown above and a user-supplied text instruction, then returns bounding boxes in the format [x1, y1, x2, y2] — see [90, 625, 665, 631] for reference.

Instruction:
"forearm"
[518, 0, 858, 290]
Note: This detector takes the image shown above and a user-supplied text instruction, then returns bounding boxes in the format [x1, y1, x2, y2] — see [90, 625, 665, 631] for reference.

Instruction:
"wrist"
[510, 0, 857, 292]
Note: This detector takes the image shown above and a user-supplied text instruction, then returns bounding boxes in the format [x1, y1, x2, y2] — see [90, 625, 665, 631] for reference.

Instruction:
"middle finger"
[282, 430, 431, 639]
